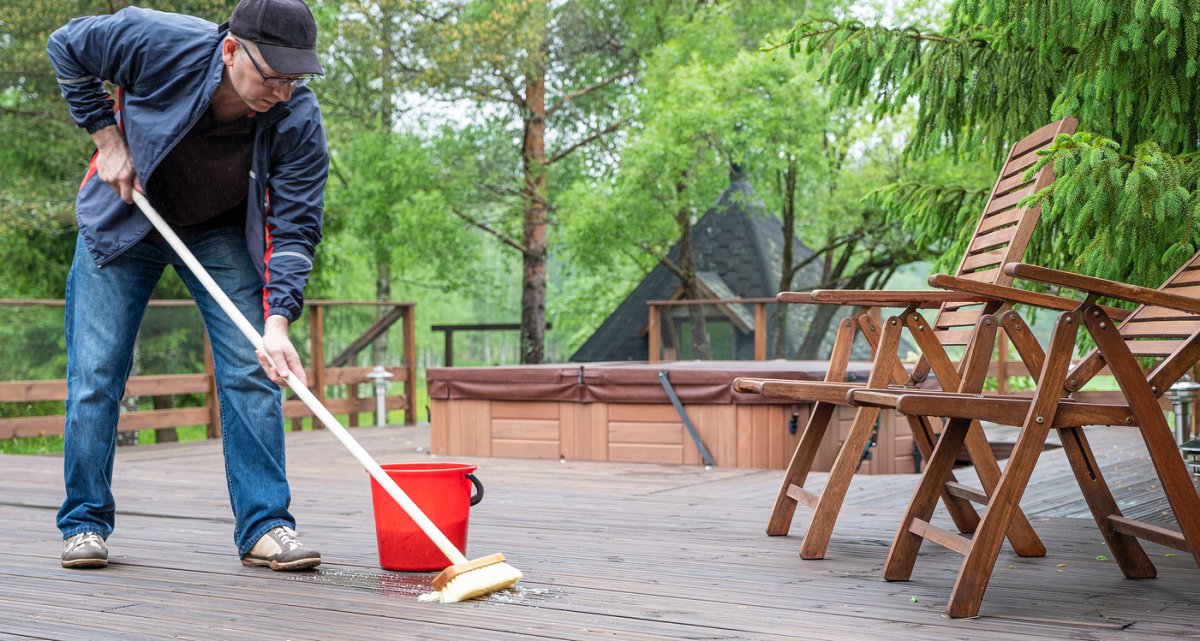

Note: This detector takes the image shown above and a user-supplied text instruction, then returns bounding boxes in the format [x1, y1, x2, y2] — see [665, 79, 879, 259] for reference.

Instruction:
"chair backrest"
[930, 117, 1079, 348]
[1069, 249, 1200, 395]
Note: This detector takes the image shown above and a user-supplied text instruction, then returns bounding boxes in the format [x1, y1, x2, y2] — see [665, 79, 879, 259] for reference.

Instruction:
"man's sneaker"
[62, 532, 108, 569]
[241, 526, 321, 571]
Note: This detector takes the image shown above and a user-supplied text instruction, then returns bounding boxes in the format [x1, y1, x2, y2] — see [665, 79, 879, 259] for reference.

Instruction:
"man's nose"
[273, 83, 294, 101]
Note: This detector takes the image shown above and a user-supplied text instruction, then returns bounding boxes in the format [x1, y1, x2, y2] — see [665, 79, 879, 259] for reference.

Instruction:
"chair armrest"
[1005, 263, 1200, 316]
[780, 289, 993, 308]
[928, 274, 1132, 321]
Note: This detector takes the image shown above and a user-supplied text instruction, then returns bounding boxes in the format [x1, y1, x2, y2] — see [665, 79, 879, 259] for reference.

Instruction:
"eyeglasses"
[234, 38, 313, 89]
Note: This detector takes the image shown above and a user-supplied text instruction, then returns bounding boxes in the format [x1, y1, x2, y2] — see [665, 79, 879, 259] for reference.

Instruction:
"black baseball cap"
[220, 0, 324, 76]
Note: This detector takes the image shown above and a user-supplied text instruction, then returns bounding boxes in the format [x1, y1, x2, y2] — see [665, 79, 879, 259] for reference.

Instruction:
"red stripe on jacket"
[262, 196, 273, 321]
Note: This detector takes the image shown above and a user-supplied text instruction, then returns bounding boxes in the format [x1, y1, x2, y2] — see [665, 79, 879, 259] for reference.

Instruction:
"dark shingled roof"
[571, 170, 873, 363]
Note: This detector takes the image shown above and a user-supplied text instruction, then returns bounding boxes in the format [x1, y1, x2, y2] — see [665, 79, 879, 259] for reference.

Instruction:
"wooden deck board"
[1, 424, 1197, 640]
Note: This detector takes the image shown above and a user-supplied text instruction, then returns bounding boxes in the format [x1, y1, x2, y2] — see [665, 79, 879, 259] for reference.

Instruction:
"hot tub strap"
[657, 371, 715, 467]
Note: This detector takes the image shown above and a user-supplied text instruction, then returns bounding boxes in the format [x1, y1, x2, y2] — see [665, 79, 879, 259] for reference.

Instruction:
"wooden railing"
[0, 299, 416, 439]
[431, 322, 551, 367]
[646, 298, 775, 363]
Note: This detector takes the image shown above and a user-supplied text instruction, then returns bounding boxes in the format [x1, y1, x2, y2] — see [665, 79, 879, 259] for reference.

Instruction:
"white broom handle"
[132, 192, 469, 566]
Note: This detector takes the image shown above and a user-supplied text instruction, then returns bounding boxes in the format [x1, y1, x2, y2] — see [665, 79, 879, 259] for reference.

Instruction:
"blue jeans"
[58, 229, 295, 556]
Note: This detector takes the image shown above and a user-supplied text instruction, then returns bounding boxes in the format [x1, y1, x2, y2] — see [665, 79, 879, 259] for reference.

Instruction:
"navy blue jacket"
[47, 7, 327, 322]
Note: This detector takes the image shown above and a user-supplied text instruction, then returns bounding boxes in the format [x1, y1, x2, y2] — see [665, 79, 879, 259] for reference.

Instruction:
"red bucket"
[369, 462, 482, 571]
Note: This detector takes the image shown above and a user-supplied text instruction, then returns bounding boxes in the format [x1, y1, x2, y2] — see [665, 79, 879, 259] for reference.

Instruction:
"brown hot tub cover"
[426, 360, 873, 405]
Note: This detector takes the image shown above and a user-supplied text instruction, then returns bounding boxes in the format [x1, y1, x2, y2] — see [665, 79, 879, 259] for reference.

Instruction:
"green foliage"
[1025, 132, 1200, 286]
[778, 19, 1065, 161]
[867, 180, 989, 274]
[558, 2, 947, 355]
[319, 124, 485, 295]
[775, 0, 1200, 289]
[560, 11, 785, 279]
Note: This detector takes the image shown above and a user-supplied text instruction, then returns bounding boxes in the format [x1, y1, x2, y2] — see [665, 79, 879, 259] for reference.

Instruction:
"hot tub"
[426, 361, 919, 473]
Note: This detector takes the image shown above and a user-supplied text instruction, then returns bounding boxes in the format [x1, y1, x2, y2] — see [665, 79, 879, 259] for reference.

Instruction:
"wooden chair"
[733, 118, 1079, 560]
[860, 255, 1200, 618]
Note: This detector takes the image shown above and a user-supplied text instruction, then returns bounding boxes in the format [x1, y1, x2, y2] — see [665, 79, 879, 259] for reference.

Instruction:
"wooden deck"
[2, 424, 1198, 640]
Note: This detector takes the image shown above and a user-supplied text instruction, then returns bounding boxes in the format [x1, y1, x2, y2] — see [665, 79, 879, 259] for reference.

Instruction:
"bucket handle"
[467, 473, 484, 506]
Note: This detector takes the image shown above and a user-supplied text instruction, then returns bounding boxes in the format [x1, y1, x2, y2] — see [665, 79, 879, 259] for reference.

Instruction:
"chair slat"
[968, 227, 1018, 253]
[1119, 320, 1200, 338]
[992, 172, 1035, 197]
[935, 309, 983, 328]
[940, 302, 973, 313]
[957, 268, 1002, 283]
[1162, 284, 1200, 297]
[1127, 306, 1200, 321]
[984, 187, 1035, 216]
[1010, 120, 1072, 157]
[961, 248, 1009, 272]
[1169, 269, 1200, 285]
[935, 329, 975, 345]
[978, 207, 1026, 234]
[1001, 150, 1041, 179]
[1126, 339, 1186, 357]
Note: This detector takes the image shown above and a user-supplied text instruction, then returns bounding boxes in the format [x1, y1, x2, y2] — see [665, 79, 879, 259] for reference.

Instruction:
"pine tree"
[774, 0, 1200, 287]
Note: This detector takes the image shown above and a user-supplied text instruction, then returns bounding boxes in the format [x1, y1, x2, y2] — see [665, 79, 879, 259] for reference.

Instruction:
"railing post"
[648, 304, 661, 363]
[403, 304, 417, 425]
[443, 328, 454, 367]
[310, 304, 326, 405]
[754, 302, 766, 361]
[203, 330, 221, 439]
[297, 304, 326, 431]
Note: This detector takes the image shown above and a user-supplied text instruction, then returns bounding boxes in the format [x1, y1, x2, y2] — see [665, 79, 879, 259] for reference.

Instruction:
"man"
[47, 0, 328, 571]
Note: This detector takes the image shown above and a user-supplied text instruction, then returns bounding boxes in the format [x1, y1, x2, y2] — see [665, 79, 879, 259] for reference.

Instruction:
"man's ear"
[221, 36, 239, 66]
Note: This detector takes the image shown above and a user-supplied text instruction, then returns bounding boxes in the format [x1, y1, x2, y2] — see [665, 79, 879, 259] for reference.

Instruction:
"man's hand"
[257, 314, 308, 386]
[90, 124, 143, 203]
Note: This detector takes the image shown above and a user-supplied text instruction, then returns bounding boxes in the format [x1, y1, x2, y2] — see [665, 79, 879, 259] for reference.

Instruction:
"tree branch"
[476, 181, 554, 210]
[328, 153, 351, 189]
[548, 118, 628, 165]
[609, 231, 681, 279]
[656, 253, 686, 282]
[786, 230, 863, 275]
[546, 69, 636, 117]
[475, 182, 526, 200]
[498, 72, 527, 111]
[451, 208, 527, 254]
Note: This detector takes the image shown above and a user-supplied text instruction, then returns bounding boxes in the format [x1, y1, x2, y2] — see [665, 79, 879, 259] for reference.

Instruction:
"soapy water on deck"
[286, 568, 557, 602]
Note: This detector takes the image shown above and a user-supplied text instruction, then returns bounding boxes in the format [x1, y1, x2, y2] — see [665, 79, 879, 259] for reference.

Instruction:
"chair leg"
[1083, 304, 1200, 567]
[947, 417, 1053, 618]
[799, 405, 881, 559]
[1132, 404, 1200, 567]
[885, 417, 972, 581]
[1057, 426, 1155, 578]
[766, 401, 835, 536]
[945, 310, 1079, 618]
[961, 420, 1047, 557]
[908, 415, 980, 534]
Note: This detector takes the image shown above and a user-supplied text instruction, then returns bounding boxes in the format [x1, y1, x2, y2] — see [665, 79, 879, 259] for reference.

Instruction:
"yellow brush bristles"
[419, 557, 523, 603]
